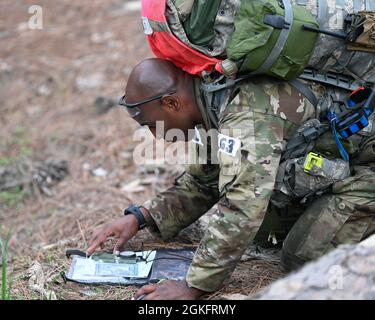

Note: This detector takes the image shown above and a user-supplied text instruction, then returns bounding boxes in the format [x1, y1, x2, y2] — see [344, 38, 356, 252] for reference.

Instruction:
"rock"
[139, 177, 158, 186]
[0, 159, 68, 196]
[94, 96, 117, 115]
[222, 293, 251, 300]
[121, 179, 146, 193]
[27, 261, 57, 300]
[0, 61, 12, 72]
[123, 1, 141, 12]
[109, 0, 141, 17]
[79, 289, 97, 297]
[241, 245, 281, 264]
[40, 237, 78, 251]
[37, 84, 51, 97]
[120, 150, 133, 163]
[92, 167, 108, 177]
[254, 235, 375, 300]
[82, 163, 91, 171]
[26, 105, 42, 116]
[122, 66, 132, 76]
[75, 73, 104, 90]
[33, 159, 69, 196]
[90, 32, 113, 44]
[17, 22, 29, 32]
[137, 164, 166, 175]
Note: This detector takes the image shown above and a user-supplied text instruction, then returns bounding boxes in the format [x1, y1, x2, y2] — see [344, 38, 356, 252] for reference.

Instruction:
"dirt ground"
[0, 0, 284, 300]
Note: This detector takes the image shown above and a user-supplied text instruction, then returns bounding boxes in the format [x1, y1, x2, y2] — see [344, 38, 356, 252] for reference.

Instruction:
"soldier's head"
[121, 58, 203, 140]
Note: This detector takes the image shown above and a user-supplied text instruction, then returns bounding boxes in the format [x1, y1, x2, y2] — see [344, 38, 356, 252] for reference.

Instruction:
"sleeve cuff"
[142, 199, 178, 240]
[186, 264, 231, 292]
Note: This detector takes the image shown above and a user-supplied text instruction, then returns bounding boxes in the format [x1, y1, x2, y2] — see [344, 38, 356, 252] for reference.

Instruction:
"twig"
[76, 219, 87, 249]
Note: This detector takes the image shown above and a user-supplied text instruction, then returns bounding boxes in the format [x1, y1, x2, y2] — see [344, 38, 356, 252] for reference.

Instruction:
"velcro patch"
[218, 133, 241, 157]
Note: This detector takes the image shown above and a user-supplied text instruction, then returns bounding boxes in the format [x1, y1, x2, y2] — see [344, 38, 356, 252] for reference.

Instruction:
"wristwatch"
[124, 205, 147, 230]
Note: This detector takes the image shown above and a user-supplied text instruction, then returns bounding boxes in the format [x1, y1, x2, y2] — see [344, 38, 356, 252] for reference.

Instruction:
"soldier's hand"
[86, 215, 139, 256]
[132, 280, 205, 300]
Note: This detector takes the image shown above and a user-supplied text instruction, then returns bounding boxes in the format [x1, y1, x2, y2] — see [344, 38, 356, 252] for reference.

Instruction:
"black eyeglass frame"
[118, 90, 177, 109]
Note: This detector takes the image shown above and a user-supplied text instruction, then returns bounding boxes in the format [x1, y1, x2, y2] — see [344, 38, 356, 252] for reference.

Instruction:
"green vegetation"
[0, 187, 24, 207]
[0, 157, 14, 167]
[0, 125, 32, 168]
[0, 126, 31, 207]
[0, 232, 12, 300]
[12, 126, 32, 158]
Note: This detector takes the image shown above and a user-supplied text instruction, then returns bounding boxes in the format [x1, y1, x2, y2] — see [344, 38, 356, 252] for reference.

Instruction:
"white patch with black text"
[192, 126, 204, 146]
[218, 133, 241, 157]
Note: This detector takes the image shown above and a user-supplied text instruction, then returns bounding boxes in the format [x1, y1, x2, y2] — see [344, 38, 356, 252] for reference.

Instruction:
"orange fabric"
[141, 0, 222, 76]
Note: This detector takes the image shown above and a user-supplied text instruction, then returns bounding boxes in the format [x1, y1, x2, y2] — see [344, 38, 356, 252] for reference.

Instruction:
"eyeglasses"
[118, 91, 176, 118]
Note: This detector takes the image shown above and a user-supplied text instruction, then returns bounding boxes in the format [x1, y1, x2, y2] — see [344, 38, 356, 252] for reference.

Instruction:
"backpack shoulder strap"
[317, 0, 328, 25]
[250, 0, 294, 75]
[288, 78, 318, 108]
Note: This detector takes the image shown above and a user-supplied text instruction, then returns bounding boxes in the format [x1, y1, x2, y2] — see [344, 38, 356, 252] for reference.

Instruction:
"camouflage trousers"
[255, 150, 375, 272]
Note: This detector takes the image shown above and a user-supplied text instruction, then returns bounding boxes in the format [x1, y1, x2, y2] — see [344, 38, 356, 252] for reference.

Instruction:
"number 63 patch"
[218, 133, 241, 157]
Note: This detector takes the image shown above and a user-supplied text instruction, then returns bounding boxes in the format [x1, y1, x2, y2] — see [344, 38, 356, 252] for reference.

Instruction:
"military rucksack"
[141, 0, 375, 88]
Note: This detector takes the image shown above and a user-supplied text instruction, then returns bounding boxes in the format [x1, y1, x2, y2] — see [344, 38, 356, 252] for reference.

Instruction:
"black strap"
[124, 205, 147, 230]
[281, 120, 330, 161]
[66, 249, 87, 258]
[288, 78, 318, 108]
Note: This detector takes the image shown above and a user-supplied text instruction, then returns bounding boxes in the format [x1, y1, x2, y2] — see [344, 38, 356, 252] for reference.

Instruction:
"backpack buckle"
[303, 152, 324, 173]
[264, 14, 290, 29]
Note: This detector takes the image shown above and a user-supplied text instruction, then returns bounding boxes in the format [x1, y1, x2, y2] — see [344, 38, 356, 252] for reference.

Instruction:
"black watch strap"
[124, 205, 147, 230]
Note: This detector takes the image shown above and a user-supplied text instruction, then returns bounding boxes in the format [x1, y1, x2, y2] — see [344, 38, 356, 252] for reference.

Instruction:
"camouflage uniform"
[143, 0, 375, 293]
[279, 124, 375, 271]
[278, 0, 375, 271]
[144, 75, 372, 291]
[256, 83, 375, 271]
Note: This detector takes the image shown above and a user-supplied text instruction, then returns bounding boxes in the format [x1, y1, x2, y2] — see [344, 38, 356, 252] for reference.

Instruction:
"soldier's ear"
[161, 95, 180, 111]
